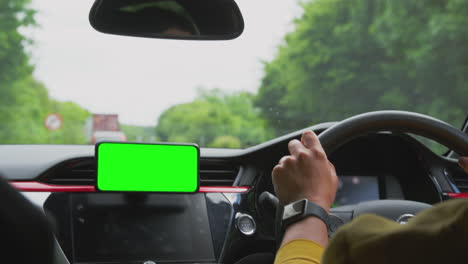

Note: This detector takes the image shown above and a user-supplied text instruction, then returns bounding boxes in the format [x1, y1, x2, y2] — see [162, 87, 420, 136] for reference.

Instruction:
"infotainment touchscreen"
[71, 193, 215, 263]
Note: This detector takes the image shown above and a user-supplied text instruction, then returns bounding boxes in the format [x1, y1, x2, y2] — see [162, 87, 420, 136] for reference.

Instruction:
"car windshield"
[1, 0, 466, 149]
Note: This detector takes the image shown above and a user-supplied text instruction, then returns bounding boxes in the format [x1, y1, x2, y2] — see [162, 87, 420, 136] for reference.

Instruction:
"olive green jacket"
[323, 199, 468, 263]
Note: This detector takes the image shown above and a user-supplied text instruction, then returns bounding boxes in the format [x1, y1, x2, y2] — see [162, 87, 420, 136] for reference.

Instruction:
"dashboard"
[1, 122, 462, 264]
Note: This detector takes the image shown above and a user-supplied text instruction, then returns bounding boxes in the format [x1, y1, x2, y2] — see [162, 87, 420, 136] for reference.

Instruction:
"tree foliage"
[121, 124, 157, 142]
[156, 89, 272, 148]
[0, 77, 90, 144]
[2, 0, 466, 148]
[209, 136, 242, 149]
[0, 0, 90, 144]
[256, 0, 468, 135]
[0, 0, 35, 85]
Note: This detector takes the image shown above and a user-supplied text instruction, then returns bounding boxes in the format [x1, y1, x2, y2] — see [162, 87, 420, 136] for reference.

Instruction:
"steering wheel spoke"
[329, 200, 432, 236]
[431, 156, 468, 195]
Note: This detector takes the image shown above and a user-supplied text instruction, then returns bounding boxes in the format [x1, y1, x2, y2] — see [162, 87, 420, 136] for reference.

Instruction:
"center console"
[45, 193, 233, 264]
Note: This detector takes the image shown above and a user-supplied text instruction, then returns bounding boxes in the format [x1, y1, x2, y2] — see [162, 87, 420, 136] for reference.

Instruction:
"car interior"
[1, 111, 467, 264]
[1, 0, 468, 264]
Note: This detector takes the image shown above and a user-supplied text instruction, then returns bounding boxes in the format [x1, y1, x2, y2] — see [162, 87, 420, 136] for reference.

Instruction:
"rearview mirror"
[89, 0, 244, 40]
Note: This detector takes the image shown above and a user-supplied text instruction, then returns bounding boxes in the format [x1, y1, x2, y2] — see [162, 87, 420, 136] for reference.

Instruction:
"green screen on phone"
[96, 142, 199, 192]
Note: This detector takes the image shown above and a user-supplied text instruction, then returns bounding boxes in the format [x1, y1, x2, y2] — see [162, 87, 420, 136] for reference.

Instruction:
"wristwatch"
[281, 199, 329, 230]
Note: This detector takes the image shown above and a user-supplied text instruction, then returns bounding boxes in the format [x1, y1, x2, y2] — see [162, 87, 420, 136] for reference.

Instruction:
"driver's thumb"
[459, 157, 468, 174]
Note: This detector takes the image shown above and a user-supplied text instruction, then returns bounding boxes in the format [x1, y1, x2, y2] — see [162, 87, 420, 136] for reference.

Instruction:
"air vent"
[199, 160, 239, 186]
[41, 158, 239, 187]
[41, 158, 96, 185]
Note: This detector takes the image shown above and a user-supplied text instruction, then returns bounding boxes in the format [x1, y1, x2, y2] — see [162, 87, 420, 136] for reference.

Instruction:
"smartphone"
[96, 142, 199, 193]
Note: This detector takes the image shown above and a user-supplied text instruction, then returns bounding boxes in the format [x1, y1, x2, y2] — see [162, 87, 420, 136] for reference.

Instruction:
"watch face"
[282, 199, 307, 220]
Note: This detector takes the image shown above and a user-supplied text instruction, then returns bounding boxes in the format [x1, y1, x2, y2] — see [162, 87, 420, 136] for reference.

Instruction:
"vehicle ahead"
[91, 131, 127, 144]
[1, 0, 468, 264]
[85, 114, 127, 144]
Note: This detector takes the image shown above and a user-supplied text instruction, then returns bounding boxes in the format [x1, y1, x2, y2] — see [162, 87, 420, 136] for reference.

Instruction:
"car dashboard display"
[74, 194, 213, 263]
[334, 176, 380, 207]
[45, 193, 222, 264]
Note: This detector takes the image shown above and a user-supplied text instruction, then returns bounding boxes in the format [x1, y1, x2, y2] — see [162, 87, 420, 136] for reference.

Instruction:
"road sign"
[44, 113, 62, 131]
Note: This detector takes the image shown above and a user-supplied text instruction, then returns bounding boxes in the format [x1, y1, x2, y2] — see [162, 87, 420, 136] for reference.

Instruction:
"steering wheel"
[260, 110, 468, 238]
[318, 110, 468, 156]
[318, 111, 468, 232]
[319, 110, 468, 230]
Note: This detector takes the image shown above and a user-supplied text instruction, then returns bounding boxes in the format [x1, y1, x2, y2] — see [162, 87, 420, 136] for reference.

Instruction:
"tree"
[0, 77, 50, 143]
[46, 101, 91, 144]
[156, 89, 272, 148]
[209, 136, 241, 148]
[0, 0, 91, 144]
[256, 0, 468, 136]
[0, 77, 91, 144]
[0, 0, 37, 142]
[121, 125, 157, 142]
[0, 0, 35, 85]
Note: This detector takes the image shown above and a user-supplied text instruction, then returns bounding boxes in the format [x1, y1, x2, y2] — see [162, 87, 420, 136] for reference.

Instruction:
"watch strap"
[282, 199, 329, 230]
[304, 200, 329, 224]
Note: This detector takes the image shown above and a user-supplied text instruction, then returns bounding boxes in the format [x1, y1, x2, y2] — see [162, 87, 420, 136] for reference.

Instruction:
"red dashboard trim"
[10, 181, 250, 193]
[10, 182, 96, 192]
[199, 186, 249, 193]
[447, 192, 468, 198]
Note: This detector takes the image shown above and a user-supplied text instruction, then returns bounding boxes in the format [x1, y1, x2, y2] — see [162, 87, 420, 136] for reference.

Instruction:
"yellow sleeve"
[274, 239, 324, 264]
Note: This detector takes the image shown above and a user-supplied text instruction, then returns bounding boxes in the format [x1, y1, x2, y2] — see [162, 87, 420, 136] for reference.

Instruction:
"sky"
[28, 0, 302, 126]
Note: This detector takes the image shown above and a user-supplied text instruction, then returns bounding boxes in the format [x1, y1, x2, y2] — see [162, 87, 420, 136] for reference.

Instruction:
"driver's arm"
[272, 131, 338, 264]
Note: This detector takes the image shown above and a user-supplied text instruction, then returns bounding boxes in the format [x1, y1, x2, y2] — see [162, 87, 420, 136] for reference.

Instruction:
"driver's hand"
[460, 157, 468, 173]
[272, 131, 338, 211]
